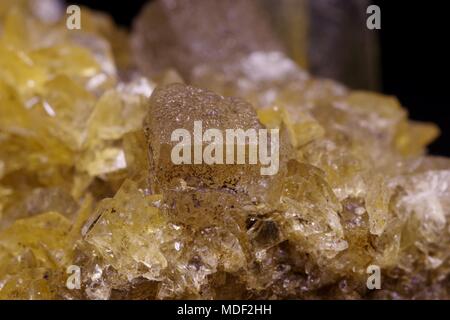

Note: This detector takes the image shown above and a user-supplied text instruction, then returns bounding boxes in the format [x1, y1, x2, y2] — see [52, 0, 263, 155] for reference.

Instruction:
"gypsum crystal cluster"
[0, 0, 449, 300]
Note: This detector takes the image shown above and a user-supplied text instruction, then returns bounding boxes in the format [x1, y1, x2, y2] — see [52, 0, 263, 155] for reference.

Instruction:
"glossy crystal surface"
[0, 0, 448, 300]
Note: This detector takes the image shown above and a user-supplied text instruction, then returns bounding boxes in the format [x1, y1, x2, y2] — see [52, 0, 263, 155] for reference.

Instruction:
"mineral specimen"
[132, 0, 285, 80]
[0, 0, 449, 300]
[144, 84, 285, 195]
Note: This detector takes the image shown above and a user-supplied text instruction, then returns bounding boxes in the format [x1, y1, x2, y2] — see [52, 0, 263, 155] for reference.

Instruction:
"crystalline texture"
[0, 0, 450, 301]
[144, 83, 284, 200]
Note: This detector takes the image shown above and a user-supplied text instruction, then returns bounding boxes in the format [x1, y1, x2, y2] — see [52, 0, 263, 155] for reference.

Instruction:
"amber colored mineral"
[0, 0, 449, 300]
[143, 84, 286, 199]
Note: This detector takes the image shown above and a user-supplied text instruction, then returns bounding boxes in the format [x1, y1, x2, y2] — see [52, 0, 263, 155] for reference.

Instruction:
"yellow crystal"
[0, 0, 449, 301]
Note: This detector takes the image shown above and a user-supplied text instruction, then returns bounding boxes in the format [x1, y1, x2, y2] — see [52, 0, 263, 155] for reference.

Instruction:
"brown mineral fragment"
[144, 83, 288, 203]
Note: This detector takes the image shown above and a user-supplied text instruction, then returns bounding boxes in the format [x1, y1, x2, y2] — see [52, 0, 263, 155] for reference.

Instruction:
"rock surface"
[0, 0, 448, 300]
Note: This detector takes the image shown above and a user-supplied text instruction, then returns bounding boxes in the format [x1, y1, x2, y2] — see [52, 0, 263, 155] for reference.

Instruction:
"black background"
[375, 0, 449, 157]
[72, 0, 449, 157]
[0, 299, 444, 319]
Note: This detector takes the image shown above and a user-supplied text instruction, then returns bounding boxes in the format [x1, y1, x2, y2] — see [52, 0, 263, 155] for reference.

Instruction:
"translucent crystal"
[1, 0, 449, 301]
[83, 180, 167, 283]
[144, 83, 284, 200]
[132, 0, 284, 79]
[260, 0, 309, 68]
[0, 212, 72, 299]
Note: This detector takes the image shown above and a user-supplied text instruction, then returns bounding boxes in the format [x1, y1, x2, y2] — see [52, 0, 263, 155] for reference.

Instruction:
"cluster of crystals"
[1, 0, 449, 300]
[0, 0, 156, 298]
